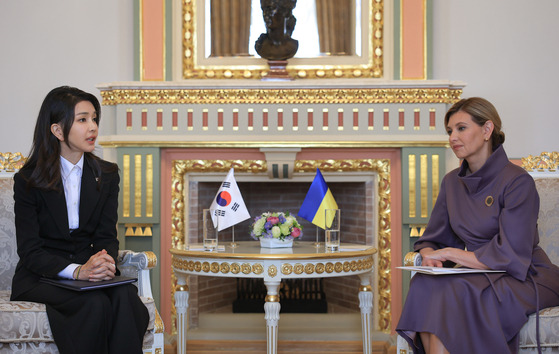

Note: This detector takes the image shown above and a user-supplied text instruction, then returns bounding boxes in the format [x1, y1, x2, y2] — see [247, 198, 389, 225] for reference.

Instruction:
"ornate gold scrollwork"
[0, 152, 26, 172]
[281, 264, 293, 275]
[220, 262, 230, 274]
[231, 263, 241, 274]
[521, 151, 559, 172]
[241, 263, 252, 274]
[210, 262, 220, 273]
[315, 263, 325, 274]
[294, 263, 304, 275]
[253, 263, 264, 275]
[144, 251, 158, 268]
[101, 87, 463, 106]
[304, 264, 315, 274]
[268, 265, 278, 278]
[335, 262, 343, 273]
[154, 310, 164, 333]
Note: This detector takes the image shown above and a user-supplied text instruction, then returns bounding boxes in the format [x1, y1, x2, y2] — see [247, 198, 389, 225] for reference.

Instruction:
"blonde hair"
[444, 97, 505, 148]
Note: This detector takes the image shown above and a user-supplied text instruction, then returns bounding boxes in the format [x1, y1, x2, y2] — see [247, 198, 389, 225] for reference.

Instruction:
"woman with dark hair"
[396, 97, 559, 353]
[11, 86, 149, 354]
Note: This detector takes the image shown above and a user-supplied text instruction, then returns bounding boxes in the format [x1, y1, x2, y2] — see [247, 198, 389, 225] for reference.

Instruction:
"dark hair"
[444, 97, 505, 149]
[22, 86, 111, 190]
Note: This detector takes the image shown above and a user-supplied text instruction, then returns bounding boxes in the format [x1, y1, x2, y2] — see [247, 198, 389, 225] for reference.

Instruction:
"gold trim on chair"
[521, 151, 559, 172]
[0, 152, 26, 172]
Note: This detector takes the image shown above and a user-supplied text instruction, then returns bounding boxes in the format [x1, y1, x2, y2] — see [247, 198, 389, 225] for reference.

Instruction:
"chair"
[397, 152, 559, 353]
[0, 172, 164, 353]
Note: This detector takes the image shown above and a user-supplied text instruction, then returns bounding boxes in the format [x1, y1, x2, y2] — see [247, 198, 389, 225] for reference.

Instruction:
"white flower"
[271, 226, 281, 238]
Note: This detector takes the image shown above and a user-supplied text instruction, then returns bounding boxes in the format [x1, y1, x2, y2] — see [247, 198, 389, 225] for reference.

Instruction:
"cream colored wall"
[1, 0, 558, 159]
[0, 1, 134, 156]
[431, 0, 559, 159]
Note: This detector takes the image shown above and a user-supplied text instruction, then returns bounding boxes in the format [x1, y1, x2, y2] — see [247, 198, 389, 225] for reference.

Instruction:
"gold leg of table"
[264, 280, 281, 354]
[358, 272, 374, 354]
[175, 282, 190, 354]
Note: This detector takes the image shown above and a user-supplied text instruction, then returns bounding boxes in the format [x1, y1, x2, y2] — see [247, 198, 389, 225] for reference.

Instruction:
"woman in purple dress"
[396, 97, 559, 354]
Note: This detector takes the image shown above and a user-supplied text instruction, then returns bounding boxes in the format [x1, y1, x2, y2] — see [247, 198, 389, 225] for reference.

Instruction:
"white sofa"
[397, 152, 559, 353]
[0, 171, 164, 353]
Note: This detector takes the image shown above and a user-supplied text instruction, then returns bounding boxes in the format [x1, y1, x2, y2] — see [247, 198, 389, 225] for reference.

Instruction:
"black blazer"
[11, 157, 120, 299]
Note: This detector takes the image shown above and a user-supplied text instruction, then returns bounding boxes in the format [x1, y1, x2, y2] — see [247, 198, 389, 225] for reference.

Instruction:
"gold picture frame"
[179, 0, 385, 80]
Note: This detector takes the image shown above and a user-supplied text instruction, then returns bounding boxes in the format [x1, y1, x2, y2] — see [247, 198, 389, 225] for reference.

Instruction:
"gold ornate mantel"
[97, 80, 464, 148]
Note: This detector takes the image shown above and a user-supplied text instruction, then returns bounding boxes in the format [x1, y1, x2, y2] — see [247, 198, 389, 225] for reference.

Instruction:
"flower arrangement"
[250, 211, 303, 241]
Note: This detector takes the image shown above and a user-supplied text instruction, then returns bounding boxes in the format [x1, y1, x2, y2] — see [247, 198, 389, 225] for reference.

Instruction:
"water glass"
[324, 208, 340, 252]
[203, 209, 218, 251]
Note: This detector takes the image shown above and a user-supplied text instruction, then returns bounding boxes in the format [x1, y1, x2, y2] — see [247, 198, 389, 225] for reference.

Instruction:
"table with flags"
[170, 168, 377, 354]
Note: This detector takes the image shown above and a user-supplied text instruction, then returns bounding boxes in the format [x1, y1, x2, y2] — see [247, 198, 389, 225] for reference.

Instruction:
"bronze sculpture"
[254, 0, 299, 61]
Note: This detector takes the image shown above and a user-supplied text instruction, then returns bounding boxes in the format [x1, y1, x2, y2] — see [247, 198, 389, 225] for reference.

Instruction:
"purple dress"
[397, 146, 559, 354]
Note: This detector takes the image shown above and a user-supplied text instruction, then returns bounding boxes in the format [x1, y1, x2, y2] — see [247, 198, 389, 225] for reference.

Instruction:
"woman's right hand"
[419, 248, 444, 267]
[75, 249, 116, 281]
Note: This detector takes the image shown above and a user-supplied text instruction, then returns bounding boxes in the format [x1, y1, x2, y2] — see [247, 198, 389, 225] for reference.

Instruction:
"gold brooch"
[485, 196, 494, 207]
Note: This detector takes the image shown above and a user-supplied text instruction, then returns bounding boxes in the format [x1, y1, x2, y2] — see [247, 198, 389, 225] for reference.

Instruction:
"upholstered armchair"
[0, 171, 164, 353]
[397, 152, 559, 353]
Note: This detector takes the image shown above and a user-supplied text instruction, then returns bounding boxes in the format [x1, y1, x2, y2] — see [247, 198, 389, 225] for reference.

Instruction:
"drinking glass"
[203, 209, 218, 251]
[324, 209, 340, 252]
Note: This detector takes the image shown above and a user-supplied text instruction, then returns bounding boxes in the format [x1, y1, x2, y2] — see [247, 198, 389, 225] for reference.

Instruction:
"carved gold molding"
[0, 152, 26, 172]
[144, 251, 158, 269]
[100, 87, 463, 105]
[154, 310, 164, 334]
[521, 151, 559, 172]
[171, 158, 392, 332]
[171, 257, 374, 277]
[182, 0, 384, 80]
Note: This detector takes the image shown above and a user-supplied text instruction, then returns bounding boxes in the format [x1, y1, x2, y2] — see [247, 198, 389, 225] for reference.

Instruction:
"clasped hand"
[76, 249, 116, 281]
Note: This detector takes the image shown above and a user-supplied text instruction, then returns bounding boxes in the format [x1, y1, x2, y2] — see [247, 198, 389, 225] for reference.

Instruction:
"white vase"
[259, 238, 293, 248]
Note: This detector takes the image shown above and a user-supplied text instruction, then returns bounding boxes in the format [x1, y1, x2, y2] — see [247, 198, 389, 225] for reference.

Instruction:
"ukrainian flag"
[298, 169, 338, 229]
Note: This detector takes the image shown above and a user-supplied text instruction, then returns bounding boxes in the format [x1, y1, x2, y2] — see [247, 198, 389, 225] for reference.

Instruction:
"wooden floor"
[165, 339, 396, 354]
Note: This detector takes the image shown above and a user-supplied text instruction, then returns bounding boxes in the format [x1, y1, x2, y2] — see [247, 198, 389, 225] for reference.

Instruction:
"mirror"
[176, 0, 385, 80]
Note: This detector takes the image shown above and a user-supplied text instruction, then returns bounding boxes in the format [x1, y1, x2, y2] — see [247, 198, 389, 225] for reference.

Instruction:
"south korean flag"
[209, 168, 251, 231]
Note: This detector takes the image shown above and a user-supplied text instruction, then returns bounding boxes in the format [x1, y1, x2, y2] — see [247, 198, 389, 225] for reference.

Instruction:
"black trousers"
[14, 283, 149, 354]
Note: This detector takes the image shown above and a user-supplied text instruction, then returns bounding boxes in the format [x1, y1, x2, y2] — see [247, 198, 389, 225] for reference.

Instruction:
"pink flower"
[291, 227, 301, 238]
[267, 216, 280, 225]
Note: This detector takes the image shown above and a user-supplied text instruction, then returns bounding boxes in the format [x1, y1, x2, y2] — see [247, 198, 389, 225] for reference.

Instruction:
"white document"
[397, 266, 506, 275]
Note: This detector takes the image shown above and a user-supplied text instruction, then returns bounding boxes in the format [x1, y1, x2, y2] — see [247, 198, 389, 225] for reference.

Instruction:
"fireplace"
[166, 150, 394, 333]
[193, 180, 370, 315]
[97, 80, 462, 334]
